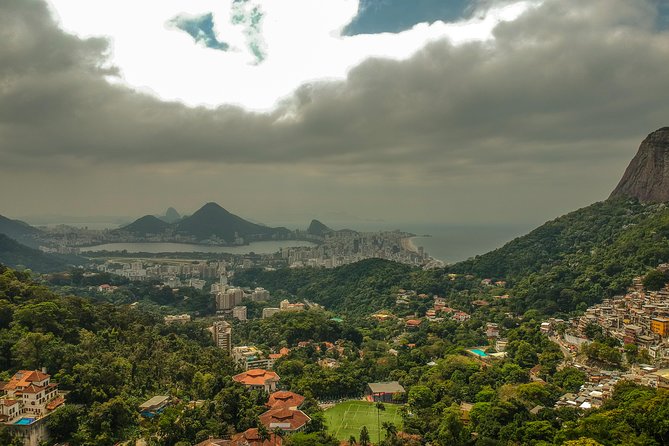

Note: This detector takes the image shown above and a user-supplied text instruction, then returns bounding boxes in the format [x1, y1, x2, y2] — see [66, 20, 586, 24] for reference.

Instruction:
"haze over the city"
[2, 0, 669, 225]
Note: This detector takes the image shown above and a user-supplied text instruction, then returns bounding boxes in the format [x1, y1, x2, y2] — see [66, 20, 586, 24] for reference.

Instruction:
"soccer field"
[324, 400, 404, 442]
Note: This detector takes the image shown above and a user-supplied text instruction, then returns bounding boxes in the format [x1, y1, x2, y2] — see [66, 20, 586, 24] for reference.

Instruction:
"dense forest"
[0, 264, 333, 445]
[1, 262, 669, 444]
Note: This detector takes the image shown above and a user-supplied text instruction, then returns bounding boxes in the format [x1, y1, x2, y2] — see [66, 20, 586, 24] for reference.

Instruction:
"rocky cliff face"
[610, 127, 669, 202]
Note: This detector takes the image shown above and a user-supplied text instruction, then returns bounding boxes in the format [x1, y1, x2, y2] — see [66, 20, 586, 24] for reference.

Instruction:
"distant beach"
[401, 237, 419, 253]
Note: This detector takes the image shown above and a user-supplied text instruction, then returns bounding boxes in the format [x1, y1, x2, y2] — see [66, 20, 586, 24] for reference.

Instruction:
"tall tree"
[376, 402, 386, 444]
[359, 426, 371, 446]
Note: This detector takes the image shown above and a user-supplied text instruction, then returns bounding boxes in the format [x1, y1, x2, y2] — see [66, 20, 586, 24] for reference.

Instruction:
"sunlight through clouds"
[46, 0, 537, 110]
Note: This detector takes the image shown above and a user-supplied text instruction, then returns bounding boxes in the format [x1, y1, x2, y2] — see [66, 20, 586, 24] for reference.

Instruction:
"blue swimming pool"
[470, 349, 488, 357]
[14, 417, 35, 425]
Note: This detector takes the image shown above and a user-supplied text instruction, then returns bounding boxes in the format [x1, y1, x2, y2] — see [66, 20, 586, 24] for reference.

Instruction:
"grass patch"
[324, 400, 403, 442]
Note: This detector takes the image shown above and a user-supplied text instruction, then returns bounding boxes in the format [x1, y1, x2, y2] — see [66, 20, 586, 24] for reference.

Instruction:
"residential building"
[280, 300, 305, 312]
[486, 323, 500, 338]
[651, 317, 669, 336]
[139, 395, 170, 417]
[266, 391, 305, 410]
[251, 287, 270, 301]
[405, 319, 422, 330]
[262, 308, 280, 319]
[232, 369, 280, 393]
[230, 428, 282, 446]
[259, 407, 310, 432]
[268, 347, 290, 361]
[0, 369, 65, 446]
[233, 306, 248, 321]
[164, 314, 191, 325]
[232, 346, 273, 370]
[212, 321, 232, 354]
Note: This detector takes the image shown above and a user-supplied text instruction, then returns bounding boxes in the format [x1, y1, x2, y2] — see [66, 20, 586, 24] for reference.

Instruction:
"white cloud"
[46, 0, 537, 111]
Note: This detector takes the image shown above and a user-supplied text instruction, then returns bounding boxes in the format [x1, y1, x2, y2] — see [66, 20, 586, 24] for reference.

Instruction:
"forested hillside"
[452, 198, 669, 313]
[237, 199, 669, 316]
[234, 258, 419, 314]
[0, 234, 84, 272]
[0, 265, 263, 445]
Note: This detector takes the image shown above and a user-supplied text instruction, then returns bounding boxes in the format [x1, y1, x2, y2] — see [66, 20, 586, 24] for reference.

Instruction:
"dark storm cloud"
[1, 0, 669, 177]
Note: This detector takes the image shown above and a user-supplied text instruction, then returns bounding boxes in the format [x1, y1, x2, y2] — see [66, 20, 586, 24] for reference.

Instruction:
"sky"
[1, 0, 669, 227]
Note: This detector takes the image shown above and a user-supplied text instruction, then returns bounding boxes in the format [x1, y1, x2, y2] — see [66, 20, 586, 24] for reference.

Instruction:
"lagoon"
[82, 240, 316, 255]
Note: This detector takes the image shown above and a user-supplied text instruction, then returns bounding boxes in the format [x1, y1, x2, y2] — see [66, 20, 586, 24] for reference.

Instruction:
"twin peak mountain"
[121, 202, 333, 243]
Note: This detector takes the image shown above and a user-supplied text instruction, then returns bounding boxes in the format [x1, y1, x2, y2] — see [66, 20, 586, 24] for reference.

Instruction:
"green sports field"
[324, 400, 404, 442]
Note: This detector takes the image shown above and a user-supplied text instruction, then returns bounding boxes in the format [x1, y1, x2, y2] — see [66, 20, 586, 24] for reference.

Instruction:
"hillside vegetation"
[238, 199, 669, 316]
[452, 198, 669, 313]
[0, 234, 84, 273]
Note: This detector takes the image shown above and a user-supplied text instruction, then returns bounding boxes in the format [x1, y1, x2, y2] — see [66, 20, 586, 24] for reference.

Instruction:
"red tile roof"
[195, 439, 230, 446]
[259, 408, 310, 432]
[18, 384, 45, 394]
[230, 428, 282, 446]
[46, 396, 65, 410]
[0, 399, 19, 406]
[232, 369, 280, 387]
[3, 370, 49, 391]
[266, 391, 305, 409]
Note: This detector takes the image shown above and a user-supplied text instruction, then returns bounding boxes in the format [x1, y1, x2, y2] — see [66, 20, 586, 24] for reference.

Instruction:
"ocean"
[405, 223, 534, 264]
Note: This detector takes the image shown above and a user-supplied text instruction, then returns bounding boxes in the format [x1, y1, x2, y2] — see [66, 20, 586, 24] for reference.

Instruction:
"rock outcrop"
[610, 127, 669, 202]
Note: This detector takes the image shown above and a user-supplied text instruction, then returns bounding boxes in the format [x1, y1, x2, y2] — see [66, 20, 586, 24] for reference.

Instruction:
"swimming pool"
[14, 417, 35, 425]
[469, 349, 488, 357]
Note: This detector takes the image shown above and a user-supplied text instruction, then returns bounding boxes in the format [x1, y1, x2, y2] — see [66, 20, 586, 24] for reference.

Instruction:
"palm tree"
[375, 402, 386, 444]
[257, 424, 271, 444]
[272, 427, 284, 446]
[382, 421, 397, 440]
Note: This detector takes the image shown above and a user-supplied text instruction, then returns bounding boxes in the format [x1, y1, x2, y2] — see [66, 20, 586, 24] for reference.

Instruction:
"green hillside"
[0, 213, 41, 247]
[450, 198, 669, 313]
[237, 198, 669, 316]
[0, 233, 84, 272]
[234, 258, 416, 314]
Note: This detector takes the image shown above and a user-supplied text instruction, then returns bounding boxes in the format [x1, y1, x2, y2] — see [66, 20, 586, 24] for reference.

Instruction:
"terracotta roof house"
[0, 369, 65, 445]
[259, 407, 310, 432]
[195, 438, 230, 446]
[232, 369, 280, 393]
[231, 428, 282, 446]
[195, 428, 284, 446]
[405, 319, 422, 329]
[269, 347, 291, 361]
[266, 391, 305, 409]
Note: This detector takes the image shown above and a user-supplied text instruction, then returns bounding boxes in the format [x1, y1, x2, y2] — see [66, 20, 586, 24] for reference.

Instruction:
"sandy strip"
[401, 237, 419, 253]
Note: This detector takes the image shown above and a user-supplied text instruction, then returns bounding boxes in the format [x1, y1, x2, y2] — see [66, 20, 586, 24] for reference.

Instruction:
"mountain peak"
[162, 207, 181, 223]
[610, 127, 669, 203]
[199, 202, 227, 212]
[307, 219, 333, 236]
[121, 215, 170, 235]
